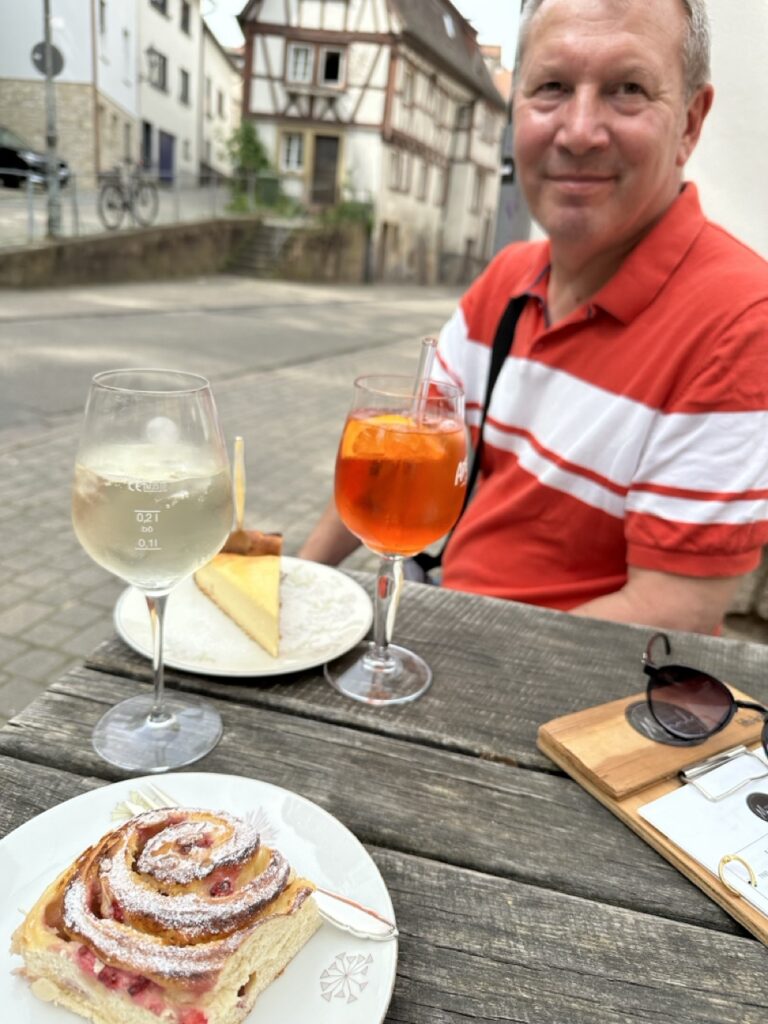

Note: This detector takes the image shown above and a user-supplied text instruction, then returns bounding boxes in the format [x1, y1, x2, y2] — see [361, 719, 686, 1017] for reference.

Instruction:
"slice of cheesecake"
[195, 552, 281, 657]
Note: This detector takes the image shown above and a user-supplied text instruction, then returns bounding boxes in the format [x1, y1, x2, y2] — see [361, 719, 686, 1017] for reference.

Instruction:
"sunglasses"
[642, 632, 768, 751]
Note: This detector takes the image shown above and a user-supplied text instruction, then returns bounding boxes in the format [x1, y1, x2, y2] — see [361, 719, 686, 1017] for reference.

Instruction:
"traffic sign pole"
[43, 0, 61, 238]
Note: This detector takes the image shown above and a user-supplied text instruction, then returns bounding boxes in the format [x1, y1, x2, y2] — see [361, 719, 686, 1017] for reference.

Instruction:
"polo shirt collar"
[592, 183, 707, 323]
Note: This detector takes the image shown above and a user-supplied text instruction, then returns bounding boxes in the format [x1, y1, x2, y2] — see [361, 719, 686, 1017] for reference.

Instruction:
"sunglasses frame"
[642, 631, 768, 747]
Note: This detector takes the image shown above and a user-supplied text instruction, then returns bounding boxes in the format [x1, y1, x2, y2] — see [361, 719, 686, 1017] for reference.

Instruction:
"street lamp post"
[43, 0, 62, 238]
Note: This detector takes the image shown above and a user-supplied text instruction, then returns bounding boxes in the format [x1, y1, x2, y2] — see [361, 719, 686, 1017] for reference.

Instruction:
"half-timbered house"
[238, 0, 507, 283]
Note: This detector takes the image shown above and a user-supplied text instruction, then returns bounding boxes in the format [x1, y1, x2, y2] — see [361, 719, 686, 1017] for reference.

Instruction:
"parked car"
[0, 126, 70, 188]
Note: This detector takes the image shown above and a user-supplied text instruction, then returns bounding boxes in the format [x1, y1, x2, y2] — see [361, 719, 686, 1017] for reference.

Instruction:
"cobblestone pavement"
[0, 278, 448, 726]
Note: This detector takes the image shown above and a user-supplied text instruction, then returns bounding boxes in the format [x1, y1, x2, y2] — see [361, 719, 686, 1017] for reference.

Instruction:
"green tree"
[227, 121, 271, 175]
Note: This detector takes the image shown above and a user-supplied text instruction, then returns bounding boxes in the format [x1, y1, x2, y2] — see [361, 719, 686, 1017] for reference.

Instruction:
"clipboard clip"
[680, 745, 768, 802]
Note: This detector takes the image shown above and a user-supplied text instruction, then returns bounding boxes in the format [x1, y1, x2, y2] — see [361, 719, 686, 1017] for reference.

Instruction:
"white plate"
[1, 773, 398, 1024]
[114, 557, 373, 677]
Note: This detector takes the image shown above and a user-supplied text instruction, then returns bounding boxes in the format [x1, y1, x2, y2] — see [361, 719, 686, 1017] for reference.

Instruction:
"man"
[300, 0, 768, 634]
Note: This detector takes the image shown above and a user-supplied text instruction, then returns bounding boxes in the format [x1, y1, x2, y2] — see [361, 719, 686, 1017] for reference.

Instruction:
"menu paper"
[638, 747, 768, 917]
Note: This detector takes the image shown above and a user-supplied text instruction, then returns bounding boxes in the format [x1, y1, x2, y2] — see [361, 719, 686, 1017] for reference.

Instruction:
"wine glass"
[71, 369, 233, 772]
[324, 374, 467, 705]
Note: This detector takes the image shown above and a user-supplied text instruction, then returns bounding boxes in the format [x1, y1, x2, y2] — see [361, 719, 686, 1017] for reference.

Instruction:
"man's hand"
[571, 566, 744, 634]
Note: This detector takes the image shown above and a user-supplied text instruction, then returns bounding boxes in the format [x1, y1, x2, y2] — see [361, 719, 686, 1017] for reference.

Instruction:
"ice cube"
[146, 416, 179, 445]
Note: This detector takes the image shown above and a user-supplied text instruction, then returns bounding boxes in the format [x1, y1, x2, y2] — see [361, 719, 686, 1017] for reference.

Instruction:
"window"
[417, 160, 429, 201]
[180, 0, 191, 34]
[471, 168, 486, 213]
[217, 89, 225, 117]
[179, 68, 190, 105]
[123, 121, 132, 160]
[150, 0, 168, 15]
[320, 49, 343, 85]
[99, 0, 107, 36]
[281, 132, 304, 171]
[183, 139, 191, 161]
[122, 28, 130, 81]
[287, 43, 313, 84]
[147, 48, 168, 91]
[400, 152, 412, 193]
[443, 12, 456, 38]
[456, 104, 472, 130]
[205, 76, 212, 117]
[481, 107, 496, 144]
[141, 120, 152, 167]
[434, 167, 446, 206]
[402, 67, 414, 106]
[389, 150, 401, 190]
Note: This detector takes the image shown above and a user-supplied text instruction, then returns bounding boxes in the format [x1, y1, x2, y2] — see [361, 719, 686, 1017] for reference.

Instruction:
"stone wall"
[274, 222, 370, 284]
[0, 80, 97, 180]
[0, 217, 264, 288]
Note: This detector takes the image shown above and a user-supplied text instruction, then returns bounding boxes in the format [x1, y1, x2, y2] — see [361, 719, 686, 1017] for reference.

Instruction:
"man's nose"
[554, 88, 610, 154]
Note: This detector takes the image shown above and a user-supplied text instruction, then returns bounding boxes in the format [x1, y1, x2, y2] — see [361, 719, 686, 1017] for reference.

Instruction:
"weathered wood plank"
[3, 758, 764, 1024]
[0, 755, 105, 839]
[373, 847, 768, 1024]
[1, 753, 766, 1023]
[87, 576, 768, 769]
[0, 671, 743, 935]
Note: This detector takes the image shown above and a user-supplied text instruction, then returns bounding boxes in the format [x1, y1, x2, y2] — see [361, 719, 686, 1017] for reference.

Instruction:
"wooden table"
[3, 574, 768, 1022]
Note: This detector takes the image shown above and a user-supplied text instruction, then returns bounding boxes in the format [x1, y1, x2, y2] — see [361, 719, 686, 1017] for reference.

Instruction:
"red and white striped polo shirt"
[434, 184, 768, 610]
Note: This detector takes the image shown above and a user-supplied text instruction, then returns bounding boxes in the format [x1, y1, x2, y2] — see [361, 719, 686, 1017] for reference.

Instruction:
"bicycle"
[97, 161, 159, 230]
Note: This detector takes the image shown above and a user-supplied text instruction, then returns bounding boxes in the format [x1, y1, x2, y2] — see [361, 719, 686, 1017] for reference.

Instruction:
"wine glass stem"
[364, 554, 403, 669]
[145, 593, 171, 724]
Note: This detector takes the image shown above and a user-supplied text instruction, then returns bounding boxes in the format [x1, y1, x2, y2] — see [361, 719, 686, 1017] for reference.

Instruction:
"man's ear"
[677, 84, 715, 167]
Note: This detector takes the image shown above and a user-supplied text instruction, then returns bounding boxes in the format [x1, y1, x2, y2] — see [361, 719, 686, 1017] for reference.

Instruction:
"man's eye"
[537, 81, 565, 94]
[616, 82, 646, 96]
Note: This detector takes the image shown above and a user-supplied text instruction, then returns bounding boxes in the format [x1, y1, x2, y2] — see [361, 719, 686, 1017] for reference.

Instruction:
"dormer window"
[443, 13, 456, 38]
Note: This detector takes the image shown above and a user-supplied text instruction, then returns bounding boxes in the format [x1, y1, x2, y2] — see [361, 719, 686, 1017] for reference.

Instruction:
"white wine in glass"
[72, 369, 233, 772]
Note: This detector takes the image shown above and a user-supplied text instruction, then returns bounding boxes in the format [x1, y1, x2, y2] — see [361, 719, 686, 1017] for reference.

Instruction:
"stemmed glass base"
[92, 694, 223, 773]
[325, 641, 432, 706]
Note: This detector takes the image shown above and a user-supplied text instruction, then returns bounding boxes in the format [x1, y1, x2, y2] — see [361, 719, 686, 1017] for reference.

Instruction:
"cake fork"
[111, 784, 398, 942]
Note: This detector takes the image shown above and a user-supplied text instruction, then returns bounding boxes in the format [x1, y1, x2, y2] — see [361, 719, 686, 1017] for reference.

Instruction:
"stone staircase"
[227, 219, 302, 278]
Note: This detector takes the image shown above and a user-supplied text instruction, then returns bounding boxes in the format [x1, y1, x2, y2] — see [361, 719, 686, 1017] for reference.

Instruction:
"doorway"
[158, 130, 175, 184]
[311, 136, 339, 205]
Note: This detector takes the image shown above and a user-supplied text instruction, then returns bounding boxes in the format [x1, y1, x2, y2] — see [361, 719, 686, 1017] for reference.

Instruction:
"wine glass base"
[324, 642, 432, 706]
[92, 694, 223, 773]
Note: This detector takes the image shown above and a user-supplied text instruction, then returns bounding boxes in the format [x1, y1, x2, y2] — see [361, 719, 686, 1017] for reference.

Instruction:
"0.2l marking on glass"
[134, 507, 163, 551]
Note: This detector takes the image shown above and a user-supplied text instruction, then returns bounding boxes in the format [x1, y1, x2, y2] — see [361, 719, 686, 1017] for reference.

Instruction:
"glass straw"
[413, 335, 438, 421]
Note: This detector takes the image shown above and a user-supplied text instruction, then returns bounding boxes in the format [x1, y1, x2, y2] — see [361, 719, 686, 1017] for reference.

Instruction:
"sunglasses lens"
[648, 668, 732, 739]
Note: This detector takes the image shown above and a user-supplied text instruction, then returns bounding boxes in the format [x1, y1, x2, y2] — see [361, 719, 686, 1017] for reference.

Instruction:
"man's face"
[513, 0, 710, 263]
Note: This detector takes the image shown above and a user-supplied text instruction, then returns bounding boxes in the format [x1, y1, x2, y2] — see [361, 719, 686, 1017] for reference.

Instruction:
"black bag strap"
[414, 294, 528, 574]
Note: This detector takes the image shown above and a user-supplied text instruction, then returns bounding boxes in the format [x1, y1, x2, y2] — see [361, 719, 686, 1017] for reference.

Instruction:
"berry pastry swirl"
[43, 808, 308, 989]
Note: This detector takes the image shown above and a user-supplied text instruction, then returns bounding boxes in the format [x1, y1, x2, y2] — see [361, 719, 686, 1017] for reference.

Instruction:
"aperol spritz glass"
[325, 374, 467, 705]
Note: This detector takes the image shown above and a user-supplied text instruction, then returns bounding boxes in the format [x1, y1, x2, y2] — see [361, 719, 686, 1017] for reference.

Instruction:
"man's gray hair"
[514, 0, 711, 99]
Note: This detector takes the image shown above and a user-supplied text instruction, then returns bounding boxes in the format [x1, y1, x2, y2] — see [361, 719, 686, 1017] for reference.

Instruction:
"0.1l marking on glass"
[134, 509, 162, 551]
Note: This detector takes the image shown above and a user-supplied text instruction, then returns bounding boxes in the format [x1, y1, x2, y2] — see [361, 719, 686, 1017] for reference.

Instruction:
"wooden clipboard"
[537, 688, 768, 944]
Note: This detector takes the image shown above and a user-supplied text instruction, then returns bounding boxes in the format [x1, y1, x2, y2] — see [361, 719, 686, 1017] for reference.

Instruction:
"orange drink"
[335, 411, 467, 556]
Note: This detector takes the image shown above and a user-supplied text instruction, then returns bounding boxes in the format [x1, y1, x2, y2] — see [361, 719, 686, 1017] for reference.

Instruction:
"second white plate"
[0, 773, 397, 1024]
[114, 557, 372, 677]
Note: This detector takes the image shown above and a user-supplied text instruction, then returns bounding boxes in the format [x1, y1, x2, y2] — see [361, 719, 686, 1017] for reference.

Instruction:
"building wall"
[138, 0, 200, 179]
[94, 0, 139, 119]
[96, 89, 141, 177]
[687, 0, 768, 257]
[201, 27, 241, 177]
[0, 0, 92, 83]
